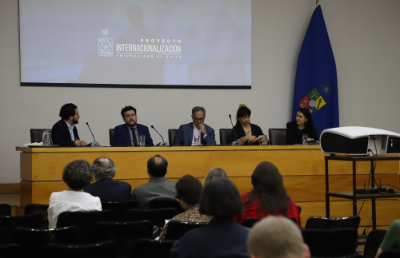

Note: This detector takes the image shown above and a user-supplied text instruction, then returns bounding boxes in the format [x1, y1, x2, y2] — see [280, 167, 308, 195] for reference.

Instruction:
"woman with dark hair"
[231, 104, 268, 145]
[234, 162, 301, 229]
[286, 108, 319, 144]
[170, 179, 249, 258]
[47, 160, 102, 229]
[159, 175, 211, 240]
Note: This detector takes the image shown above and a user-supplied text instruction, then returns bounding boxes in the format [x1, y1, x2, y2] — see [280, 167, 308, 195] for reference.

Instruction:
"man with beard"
[113, 106, 154, 146]
[52, 103, 87, 146]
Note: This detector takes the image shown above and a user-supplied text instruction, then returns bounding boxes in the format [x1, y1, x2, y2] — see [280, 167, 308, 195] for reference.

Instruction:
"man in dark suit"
[84, 157, 132, 201]
[113, 106, 154, 146]
[173, 106, 216, 146]
[52, 103, 87, 146]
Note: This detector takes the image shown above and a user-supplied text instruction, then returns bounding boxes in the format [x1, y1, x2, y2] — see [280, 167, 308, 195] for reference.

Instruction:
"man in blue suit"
[173, 106, 216, 146]
[84, 157, 132, 201]
[113, 106, 154, 146]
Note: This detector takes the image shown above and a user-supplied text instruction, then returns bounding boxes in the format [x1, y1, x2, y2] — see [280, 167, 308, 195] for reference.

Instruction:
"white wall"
[1, 0, 399, 183]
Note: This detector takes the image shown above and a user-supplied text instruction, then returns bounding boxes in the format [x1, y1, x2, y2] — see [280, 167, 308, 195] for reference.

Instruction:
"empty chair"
[268, 128, 287, 145]
[0, 203, 11, 216]
[302, 228, 359, 257]
[363, 229, 387, 258]
[219, 129, 233, 146]
[0, 213, 43, 243]
[101, 200, 139, 221]
[109, 129, 114, 146]
[10, 226, 79, 257]
[0, 243, 23, 258]
[168, 129, 178, 146]
[148, 198, 184, 214]
[132, 239, 176, 258]
[126, 208, 177, 228]
[91, 221, 153, 258]
[30, 129, 51, 143]
[42, 241, 117, 258]
[57, 211, 112, 243]
[164, 221, 208, 240]
[24, 203, 50, 229]
[305, 215, 361, 230]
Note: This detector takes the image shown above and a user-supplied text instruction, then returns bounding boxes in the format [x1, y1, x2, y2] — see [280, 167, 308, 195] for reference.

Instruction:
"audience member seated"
[232, 104, 268, 145]
[286, 108, 318, 145]
[202, 167, 228, 186]
[84, 157, 132, 201]
[170, 179, 249, 258]
[375, 219, 400, 258]
[160, 175, 212, 240]
[248, 216, 310, 258]
[132, 155, 176, 208]
[47, 160, 101, 229]
[234, 161, 301, 229]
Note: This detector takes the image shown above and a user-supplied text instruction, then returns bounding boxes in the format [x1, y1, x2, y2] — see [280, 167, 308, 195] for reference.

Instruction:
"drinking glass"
[194, 136, 200, 146]
[139, 135, 146, 147]
[42, 130, 52, 145]
[261, 137, 268, 146]
[302, 134, 308, 145]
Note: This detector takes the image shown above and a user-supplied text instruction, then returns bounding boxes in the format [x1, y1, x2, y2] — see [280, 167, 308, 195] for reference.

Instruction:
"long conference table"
[16, 145, 400, 229]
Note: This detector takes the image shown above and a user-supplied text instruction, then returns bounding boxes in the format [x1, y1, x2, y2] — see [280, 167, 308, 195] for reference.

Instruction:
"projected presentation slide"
[19, 0, 252, 88]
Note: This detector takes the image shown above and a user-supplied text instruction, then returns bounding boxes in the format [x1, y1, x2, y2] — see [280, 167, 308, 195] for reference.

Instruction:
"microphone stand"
[229, 115, 240, 146]
[86, 122, 101, 147]
[151, 125, 168, 146]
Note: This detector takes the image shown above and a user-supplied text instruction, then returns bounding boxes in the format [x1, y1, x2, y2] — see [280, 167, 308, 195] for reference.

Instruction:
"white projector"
[320, 126, 400, 155]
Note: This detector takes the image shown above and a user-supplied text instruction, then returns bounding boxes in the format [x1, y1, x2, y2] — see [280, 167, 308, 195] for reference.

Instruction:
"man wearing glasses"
[173, 106, 216, 146]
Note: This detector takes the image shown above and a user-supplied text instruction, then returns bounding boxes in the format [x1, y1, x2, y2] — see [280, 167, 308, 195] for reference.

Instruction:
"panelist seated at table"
[173, 106, 216, 146]
[113, 106, 154, 146]
[286, 108, 318, 145]
[231, 104, 268, 145]
[52, 103, 87, 147]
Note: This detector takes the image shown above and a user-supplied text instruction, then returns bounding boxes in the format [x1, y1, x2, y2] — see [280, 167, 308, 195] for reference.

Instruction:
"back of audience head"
[147, 155, 168, 177]
[247, 161, 291, 216]
[176, 175, 203, 209]
[199, 178, 243, 217]
[62, 159, 93, 190]
[91, 157, 117, 179]
[203, 167, 228, 186]
[248, 216, 310, 258]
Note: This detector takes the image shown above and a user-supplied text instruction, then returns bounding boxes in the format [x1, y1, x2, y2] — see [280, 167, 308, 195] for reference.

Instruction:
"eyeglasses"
[193, 117, 205, 121]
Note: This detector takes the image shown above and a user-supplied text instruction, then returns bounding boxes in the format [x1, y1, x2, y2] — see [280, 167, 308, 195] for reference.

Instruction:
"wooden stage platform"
[16, 145, 400, 229]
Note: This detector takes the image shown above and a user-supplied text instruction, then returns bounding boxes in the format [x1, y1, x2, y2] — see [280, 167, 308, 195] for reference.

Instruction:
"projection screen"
[19, 0, 252, 88]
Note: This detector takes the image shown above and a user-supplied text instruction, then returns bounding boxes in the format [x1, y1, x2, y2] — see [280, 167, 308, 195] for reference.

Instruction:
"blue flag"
[291, 5, 339, 135]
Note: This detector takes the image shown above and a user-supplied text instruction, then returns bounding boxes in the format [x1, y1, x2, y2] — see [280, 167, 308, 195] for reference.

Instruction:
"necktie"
[131, 128, 138, 146]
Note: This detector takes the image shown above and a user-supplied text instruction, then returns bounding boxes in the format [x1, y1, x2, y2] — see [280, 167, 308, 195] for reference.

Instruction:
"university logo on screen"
[98, 28, 182, 59]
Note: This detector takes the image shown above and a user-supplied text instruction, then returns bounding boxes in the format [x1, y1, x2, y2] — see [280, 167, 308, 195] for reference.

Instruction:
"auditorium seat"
[241, 217, 297, 228]
[0, 243, 22, 258]
[219, 128, 233, 145]
[305, 215, 361, 230]
[101, 200, 139, 221]
[91, 221, 153, 257]
[379, 250, 400, 258]
[30, 129, 51, 143]
[126, 208, 177, 228]
[164, 221, 208, 240]
[42, 241, 117, 258]
[132, 239, 176, 258]
[0, 213, 43, 243]
[24, 203, 49, 229]
[109, 129, 114, 146]
[363, 229, 387, 258]
[168, 129, 178, 146]
[268, 128, 287, 145]
[302, 228, 360, 258]
[0, 203, 11, 216]
[148, 198, 184, 214]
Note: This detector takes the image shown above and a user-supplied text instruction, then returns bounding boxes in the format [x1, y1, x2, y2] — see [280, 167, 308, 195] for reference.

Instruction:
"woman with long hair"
[234, 161, 301, 228]
[231, 104, 268, 145]
[286, 108, 319, 144]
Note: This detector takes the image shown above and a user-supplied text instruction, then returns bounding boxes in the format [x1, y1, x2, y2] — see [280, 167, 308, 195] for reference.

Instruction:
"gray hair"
[203, 167, 228, 186]
[91, 157, 117, 178]
[248, 216, 305, 258]
[192, 106, 206, 116]
[62, 159, 93, 190]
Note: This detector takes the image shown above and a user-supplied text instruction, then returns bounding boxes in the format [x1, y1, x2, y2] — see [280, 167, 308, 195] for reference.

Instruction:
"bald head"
[147, 155, 168, 177]
[247, 216, 310, 258]
[91, 157, 117, 179]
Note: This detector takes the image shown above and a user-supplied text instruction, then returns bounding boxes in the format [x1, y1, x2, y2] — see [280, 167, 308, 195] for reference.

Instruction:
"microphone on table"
[86, 122, 101, 147]
[229, 114, 240, 146]
[151, 125, 168, 146]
